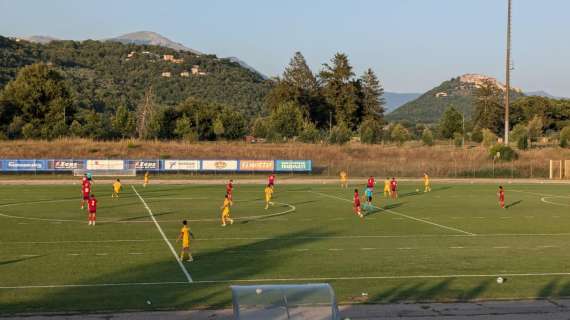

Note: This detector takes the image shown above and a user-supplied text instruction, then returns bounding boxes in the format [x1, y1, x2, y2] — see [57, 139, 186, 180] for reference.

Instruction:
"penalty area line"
[131, 185, 193, 283]
[310, 190, 475, 236]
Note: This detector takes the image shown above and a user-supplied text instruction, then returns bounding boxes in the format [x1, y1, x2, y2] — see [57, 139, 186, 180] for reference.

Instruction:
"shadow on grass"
[116, 210, 176, 222]
[364, 202, 404, 217]
[1, 228, 337, 314]
[368, 278, 493, 303]
[505, 200, 523, 209]
[0, 255, 44, 266]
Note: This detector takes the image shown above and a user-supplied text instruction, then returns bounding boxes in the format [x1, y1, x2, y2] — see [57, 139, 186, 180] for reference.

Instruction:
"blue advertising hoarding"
[274, 160, 312, 172]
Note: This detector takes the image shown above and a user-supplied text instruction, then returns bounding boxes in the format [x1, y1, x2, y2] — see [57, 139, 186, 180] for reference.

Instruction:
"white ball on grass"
[146, 300, 152, 305]
[256, 288, 263, 295]
[496, 277, 504, 284]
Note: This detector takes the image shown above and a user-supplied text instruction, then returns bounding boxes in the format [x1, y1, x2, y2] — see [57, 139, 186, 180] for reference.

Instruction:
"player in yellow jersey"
[264, 184, 274, 209]
[143, 171, 149, 188]
[112, 178, 122, 199]
[383, 178, 391, 197]
[176, 220, 194, 262]
[423, 172, 431, 193]
[221, 194, 234, 226]
[340, 170, 348, 188]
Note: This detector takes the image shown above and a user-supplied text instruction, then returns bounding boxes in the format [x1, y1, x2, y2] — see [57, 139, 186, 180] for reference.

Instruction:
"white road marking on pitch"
[310, 191, 476, 236]
[9, 272, 570, 289]
[541, 197, 570, 207]
[132, 186, 193, 283]
[9, 233, 570, 245]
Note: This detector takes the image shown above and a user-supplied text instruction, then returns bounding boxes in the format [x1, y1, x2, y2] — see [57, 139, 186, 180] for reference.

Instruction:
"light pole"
[504, 0, 512, 145]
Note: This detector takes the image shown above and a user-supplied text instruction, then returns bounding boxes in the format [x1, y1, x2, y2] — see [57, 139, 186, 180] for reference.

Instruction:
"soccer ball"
[496, 277, 504, 284]
[256, 288, 263, 295]
[415, 189, 419, 192]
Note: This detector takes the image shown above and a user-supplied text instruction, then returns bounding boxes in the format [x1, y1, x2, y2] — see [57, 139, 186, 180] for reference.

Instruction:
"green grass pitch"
[2, 181, 570, 313]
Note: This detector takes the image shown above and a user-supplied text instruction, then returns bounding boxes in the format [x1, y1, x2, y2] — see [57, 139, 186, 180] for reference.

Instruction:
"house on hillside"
[180, 71, 190, 77]
[191, 65, 207, 75]
[163, 54, 184, 64]
[161, 72, 171, 78]
[435, 92, 448, 98]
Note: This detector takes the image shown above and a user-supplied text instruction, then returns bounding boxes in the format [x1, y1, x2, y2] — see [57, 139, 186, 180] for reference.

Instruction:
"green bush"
[359, 119, 383, 144]
[471, 129, 483, 143]
[328, 123, 352, 145]
[560, 126, 570, 148]
[421, 128, 434, 146]
[251, 117, 269, 138]
[489, 144, 518, 161]
[481, 128, 498, 148]
[453, 132, 463, 147]
[517, 134, 529, 150]
[298, 121, 321, 143]
[510, 124, 528, 144]
[390, 123, 409, 146]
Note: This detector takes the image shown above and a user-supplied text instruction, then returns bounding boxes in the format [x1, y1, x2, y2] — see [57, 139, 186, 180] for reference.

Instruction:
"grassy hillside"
[0, 36, 271, 116]
[386, 78, 474, 123]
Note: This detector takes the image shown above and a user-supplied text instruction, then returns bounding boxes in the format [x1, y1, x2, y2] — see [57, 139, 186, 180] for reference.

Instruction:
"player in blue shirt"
[364, 186, 374, 211]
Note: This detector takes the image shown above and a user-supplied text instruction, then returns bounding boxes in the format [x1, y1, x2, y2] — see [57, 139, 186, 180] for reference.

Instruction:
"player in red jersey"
[497, 186, 505, 209]
[226, 179, 234, 206]
[367, 176, 375, 191]
[390, 177, 398, 200]
[81, 178, 92, 209]
[87, 194, 97, 226]
[353, 189, 363, 218]
[268, 174, 276, 189]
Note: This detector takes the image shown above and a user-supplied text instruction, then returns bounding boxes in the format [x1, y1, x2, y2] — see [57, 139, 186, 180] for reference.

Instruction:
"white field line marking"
[67, 253, 80, 256]
[361, 248, 376, 250]
[8, 272, 570, 289]
[493, 246, 509, 249]
[128, 252, 144, 255]
[131, 186, 193, 283]
[10, 232, 570, 245]
[450, 246, 464, 249]
[310, 191, 475, 236]
[0, 281, 189, 290]
[0, 200, 295, 224]
[95, 253, 108, 256]
[541, 197, 570, 207]
[511, 190, 570, 198]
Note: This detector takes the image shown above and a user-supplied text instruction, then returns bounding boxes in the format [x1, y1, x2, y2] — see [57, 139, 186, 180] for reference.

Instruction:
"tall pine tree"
[360, 68, 385, 121]
[319, 53, 359, 129]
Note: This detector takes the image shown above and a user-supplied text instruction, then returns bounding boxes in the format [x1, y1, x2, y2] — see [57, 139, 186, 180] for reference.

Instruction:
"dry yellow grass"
[0, 139, 569, 178]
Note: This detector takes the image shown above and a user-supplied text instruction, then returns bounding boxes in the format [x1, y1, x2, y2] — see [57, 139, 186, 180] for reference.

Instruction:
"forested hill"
[0, 35, 271, 116]
[386, 74, 524, 123]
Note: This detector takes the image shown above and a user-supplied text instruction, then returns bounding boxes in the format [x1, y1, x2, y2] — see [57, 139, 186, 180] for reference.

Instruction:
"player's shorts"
[182, 241, 190, 248]
[391, 187, 397, 192]
[354, 205, 361, 212]
[367, 196, 372, 202]
[265, 196, 271, 202]
[88, 210, 96, 214]
[268, 182, 274, 187]
[222, 208, 230, 216]
[83, 194, 90, 200]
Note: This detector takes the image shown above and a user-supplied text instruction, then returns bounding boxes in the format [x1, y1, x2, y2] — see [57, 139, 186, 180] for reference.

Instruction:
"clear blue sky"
[1, 0, 569, 96]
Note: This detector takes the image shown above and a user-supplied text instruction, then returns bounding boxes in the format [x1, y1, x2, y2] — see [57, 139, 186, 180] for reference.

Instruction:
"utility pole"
[504, 0, 512, 145]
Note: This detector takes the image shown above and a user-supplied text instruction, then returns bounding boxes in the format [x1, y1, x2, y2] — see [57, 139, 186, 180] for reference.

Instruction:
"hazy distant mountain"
[226, 57, 267, 79]
[526, 90, 561, 99]
[387, 74, 524, 123]
[384, 92, 421, 113]
[107, 31, 202, 54]
[20, 35, 59, 44]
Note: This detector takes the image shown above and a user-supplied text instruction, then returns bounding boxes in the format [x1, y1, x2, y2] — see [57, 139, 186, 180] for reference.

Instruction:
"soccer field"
[2, 181, 570, 314]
